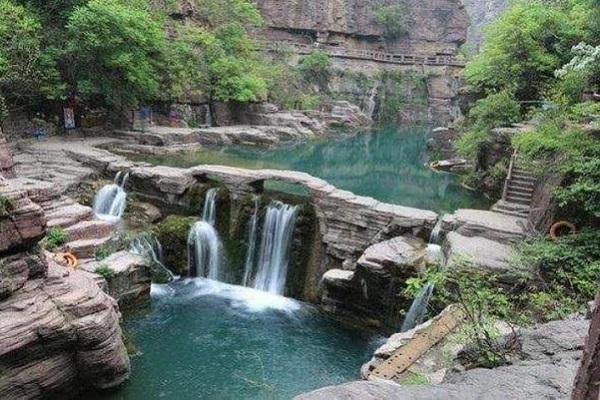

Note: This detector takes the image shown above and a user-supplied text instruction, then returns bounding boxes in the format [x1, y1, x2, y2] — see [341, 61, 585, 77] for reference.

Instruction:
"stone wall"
[573, 289, 600, 400]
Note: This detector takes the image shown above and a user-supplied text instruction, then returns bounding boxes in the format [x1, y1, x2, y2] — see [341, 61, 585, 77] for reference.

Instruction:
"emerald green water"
[133, 126, 488, 213]
[99, 280, 381, 399]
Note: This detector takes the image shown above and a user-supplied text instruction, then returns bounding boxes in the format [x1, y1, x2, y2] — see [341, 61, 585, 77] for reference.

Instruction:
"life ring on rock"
[56, 252, 78, 269]
[549, 221, 576, 240]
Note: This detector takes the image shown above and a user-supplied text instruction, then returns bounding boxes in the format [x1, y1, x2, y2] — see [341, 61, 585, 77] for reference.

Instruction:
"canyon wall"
[254, 0, 468, 54]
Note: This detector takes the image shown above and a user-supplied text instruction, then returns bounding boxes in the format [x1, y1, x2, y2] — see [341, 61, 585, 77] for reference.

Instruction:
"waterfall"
[129, 232, 176, 281]
[400, 283, 435, 332]
[188, 189, 222, 280]
[93, 171, 129, 219]
[400, 215, 446, 332]
[202, 188, 218, 226]
[251, 202, 298, 295]
[242, 196, 260, 287]
[363, 85, 378, 118]
[205, 105, 212, 127]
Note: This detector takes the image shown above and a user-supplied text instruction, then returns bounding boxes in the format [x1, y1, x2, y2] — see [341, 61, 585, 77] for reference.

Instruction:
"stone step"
[65, 236, 114, 259]
[505, 194, 532, 205]
[64, 220, 116, 241]
[507, 187, 534, 197]
[510, 180, 535, 190]
[511, 173, 536, 182]
[491, 201, 530, 218]
[46, 203, 95, 229]
[40, 197, 76, 213]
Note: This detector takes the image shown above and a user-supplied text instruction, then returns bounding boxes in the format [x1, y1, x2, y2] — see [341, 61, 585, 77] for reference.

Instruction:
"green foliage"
[154, 215, 195, 275]
[95, 264, 116, 280]
[399, 372, 430, 385]
[65, 0, 167, 108]
[374, 4, 409, 38]
[519, 230, 600, 301]
[468, 89, 521, 130]
[413, 264, 525, 368]
[188, 0, 268, 104]
[94, 244, 116, 261]
[465, 0, 587, 101]
[298, 50, 331, 91]
[0, 0, 63, 106]
[0, 195, 14, 216]
[513, 120, 600, 217]
[45, 227, 68, 250]
[456, 128, 489, 159]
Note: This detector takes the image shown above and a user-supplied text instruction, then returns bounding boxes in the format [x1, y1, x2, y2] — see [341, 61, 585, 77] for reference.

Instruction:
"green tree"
[374, 4, 409, 39]
[465, 0, 586, 101]
[185, 0, 268, 120]
[64, 0, 168, 108]
[0, 0, 63, 114]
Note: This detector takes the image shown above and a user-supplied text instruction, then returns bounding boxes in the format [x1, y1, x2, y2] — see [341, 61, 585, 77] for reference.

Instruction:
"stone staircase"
[492, 153, 536, 218]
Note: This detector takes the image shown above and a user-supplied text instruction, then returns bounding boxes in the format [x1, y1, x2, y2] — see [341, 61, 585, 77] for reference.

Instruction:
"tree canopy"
[0, 0, 270, 115]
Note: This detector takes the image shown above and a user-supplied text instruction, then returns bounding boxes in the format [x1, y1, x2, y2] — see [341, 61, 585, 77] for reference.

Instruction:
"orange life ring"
[549, 221, 576, 240]
[56, 252, 79, 269]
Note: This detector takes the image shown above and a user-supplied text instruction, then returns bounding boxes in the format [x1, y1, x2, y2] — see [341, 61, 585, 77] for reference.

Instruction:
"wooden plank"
[369, 305, 465, 381]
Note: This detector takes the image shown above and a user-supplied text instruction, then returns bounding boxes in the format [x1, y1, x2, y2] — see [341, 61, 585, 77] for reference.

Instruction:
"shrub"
[45, 227, 68, 250]
[0, 195, 15, 216]
[374, 4, 409, 38]
[94, 244, 116, 261]
[519, 230, 600, 301]
[468, 90, 521, 130]
[95, 264, 116, 280]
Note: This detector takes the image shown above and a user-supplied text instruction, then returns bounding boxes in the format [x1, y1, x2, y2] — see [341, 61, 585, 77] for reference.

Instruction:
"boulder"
[352, 236, 428, 325]
[0, 259, 130, 398]
[0, 182, 46, 255]
[442, 209, 529, 244]
[81, 251, 151, 308]
[444, 232, 531, 276]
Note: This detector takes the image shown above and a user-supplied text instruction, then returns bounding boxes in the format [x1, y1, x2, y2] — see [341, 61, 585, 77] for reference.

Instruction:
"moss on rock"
[154, 215, 196, 275]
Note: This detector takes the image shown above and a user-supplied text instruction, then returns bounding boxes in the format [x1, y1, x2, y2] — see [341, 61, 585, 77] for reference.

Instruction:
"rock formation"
[298, 318, 587, 399]
[462, 0, 508, 53]
[0, 174, 131, 397]
[254, 0, 468, 54]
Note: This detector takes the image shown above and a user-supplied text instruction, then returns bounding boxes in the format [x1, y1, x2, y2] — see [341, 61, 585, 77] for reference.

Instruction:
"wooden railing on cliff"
[255, 41, 467, 67]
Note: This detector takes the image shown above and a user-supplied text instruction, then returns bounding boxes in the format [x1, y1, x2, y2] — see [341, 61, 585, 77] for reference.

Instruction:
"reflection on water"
[133, 126, 488, 213]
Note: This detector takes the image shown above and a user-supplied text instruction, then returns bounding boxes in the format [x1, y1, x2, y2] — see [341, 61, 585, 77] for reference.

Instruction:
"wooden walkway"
[256, 41, 466, 67]
[369, 305, 465, 381]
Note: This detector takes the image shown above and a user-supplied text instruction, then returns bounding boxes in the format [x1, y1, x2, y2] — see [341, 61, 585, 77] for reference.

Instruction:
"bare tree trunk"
[573, 289, 600, 400]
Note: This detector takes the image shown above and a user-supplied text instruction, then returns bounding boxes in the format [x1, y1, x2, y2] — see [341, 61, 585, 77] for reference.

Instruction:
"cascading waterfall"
[129, 232, 176, 281]
[93, 171, 129, 219]
[400, 215, 446, 332]
[251, 202, 298, 295]
[188, 189, 222, 280]
[242, 196, 260, 287]
[362, 85, 378, 118]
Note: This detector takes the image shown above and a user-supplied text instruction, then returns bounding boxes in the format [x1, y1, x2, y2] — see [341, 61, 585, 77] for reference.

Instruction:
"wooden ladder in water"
[369, 305, 465, 381]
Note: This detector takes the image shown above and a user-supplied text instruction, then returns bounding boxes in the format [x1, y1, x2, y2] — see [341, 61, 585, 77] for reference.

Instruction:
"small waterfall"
[129, 232, 176, 281]
[400, 283, 435, 332]
[188, 189, 222, 280]
[205, 105, 212, 127]
[362, 85, 378, 118]
[252, 202, 298, 295]
[93, 171, 129, 219]
[400, 215, 446, 332]
[242, 196, 260, 287]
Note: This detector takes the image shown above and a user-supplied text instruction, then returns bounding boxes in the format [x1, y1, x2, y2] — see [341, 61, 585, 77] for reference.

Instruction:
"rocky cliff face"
[461, 0, 508, 53]
[254, 0, 468, 54]
[0, 142, 131, 398]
